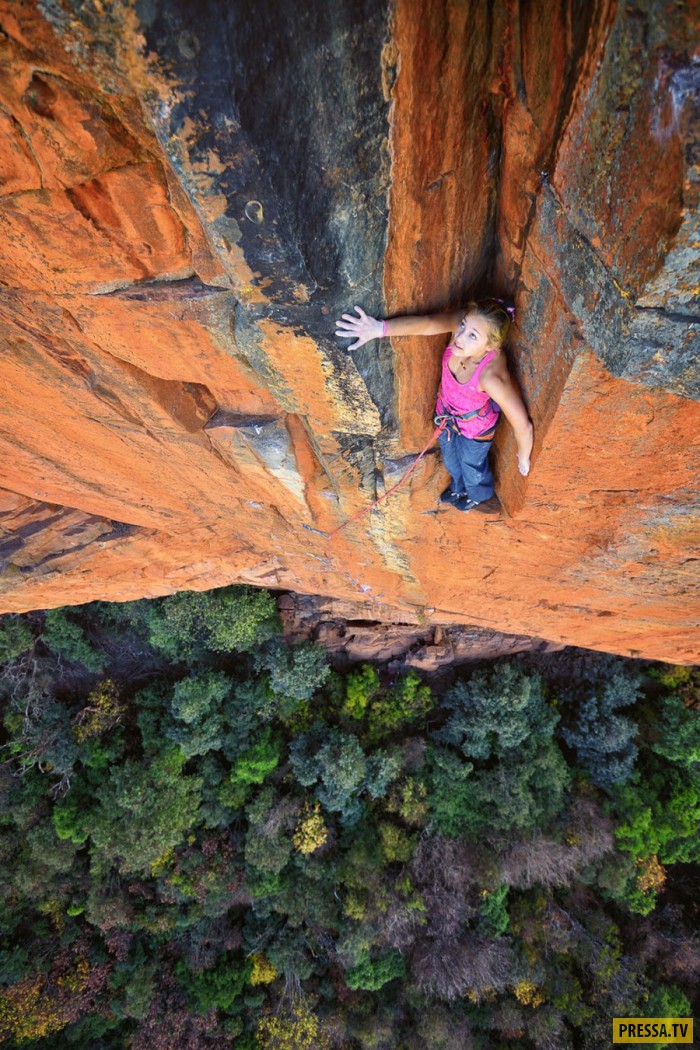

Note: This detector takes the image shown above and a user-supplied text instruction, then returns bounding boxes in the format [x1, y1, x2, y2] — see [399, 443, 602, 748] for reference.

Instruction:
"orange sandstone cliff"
[0, 0, 697, 662]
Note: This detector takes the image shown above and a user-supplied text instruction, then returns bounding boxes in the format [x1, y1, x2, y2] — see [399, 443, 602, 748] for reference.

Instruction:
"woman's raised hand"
[335, 306, 384, 350]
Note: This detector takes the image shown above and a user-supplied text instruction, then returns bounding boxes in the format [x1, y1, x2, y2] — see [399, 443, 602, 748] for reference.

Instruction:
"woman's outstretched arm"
[336, 305, 464, 350]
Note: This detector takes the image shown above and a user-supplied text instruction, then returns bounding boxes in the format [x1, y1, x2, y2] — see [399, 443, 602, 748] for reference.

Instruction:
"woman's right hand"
[335, 306, 384, 350]
[517, 452, 531, 476]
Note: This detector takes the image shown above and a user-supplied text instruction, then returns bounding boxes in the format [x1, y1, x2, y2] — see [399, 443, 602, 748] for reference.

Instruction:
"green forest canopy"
[0, 587, 698, 1049]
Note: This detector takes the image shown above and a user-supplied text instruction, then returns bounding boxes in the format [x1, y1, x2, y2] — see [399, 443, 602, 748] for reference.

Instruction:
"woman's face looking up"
[452, 312, 493, 357]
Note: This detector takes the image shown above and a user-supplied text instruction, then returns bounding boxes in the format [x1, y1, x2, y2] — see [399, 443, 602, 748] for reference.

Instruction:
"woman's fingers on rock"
[355, 306, 367, 319]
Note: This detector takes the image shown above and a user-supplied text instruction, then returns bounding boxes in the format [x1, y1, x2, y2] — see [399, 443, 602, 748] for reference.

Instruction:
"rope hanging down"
[321, 419, 447, 557]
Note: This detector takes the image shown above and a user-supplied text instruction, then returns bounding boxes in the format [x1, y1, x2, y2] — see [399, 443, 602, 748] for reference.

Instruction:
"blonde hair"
[464, 298, 514, 349]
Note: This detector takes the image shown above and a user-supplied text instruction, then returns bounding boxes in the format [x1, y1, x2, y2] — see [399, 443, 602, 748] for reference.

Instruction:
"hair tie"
[493, 296, 516, 321]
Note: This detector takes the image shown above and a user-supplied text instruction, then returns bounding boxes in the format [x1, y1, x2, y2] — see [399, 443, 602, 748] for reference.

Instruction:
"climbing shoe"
[451, 496, 479, 512]
[470, 496, 501, 513]
[451, 495, 500, 513]
[440, 486, 466, 505]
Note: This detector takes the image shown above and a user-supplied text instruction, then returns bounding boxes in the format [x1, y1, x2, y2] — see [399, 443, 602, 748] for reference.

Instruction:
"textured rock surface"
[278, 593, 564, 672]
[0, 0, 697, 662]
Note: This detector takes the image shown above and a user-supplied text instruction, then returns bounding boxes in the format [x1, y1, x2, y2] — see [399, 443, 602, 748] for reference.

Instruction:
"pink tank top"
[435, 347, 500, 438]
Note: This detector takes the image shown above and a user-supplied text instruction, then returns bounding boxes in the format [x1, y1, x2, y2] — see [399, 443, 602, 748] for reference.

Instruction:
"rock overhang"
[0, 0, 697, 663]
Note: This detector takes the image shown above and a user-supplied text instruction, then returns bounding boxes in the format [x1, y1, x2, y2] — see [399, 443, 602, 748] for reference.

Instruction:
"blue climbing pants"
[438, 429, 495, 503]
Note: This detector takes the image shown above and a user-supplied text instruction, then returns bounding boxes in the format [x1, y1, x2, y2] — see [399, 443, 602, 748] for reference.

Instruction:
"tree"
[290, 725, 400, 824]
[88, 749, 203, 876]
[255, 639, 330, 710]
[478, 884, 509, 936]
[342, 664, 380, 719]
[560, 658, 641, 788]
[175, 952, 252, 1013]
[612, 762, 700, 866]
[3, 692, 78, 786]
[0, 615, 34, 664]
[146, 585, 279, 660]
[367, 671, 434, 740]
[345, 948, 406, 990]
[650, 695, 700, 768]
[41, 609, 104, 672]
[428, 736, 569, 838]
[168, 671, 232, 759]
[293, 802, 328, 855]
[412, 933, 513, 1000]
[256, 1000, 331, 1049]
[426, 746, 475, 838]
[220, 728, 282, 810]
[437, 662, 558, 761]
[72, 678, 124, 744]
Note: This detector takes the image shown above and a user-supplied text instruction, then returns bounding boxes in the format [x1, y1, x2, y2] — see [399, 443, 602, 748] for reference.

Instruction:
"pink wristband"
[382, 320, 388, 336]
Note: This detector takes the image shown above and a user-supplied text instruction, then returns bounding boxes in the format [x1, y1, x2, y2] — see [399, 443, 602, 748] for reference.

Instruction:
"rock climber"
[335, 300, 534, 512]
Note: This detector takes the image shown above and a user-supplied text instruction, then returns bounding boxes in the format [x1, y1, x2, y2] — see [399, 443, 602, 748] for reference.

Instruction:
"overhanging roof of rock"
[0, 0, 697, 663]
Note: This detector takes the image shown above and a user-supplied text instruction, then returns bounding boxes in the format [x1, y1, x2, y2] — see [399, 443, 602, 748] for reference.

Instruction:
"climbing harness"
[433, 391, 500, 441]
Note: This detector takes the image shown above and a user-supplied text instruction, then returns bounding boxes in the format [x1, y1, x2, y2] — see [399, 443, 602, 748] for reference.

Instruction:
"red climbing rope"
[324, 419, 447, 558]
